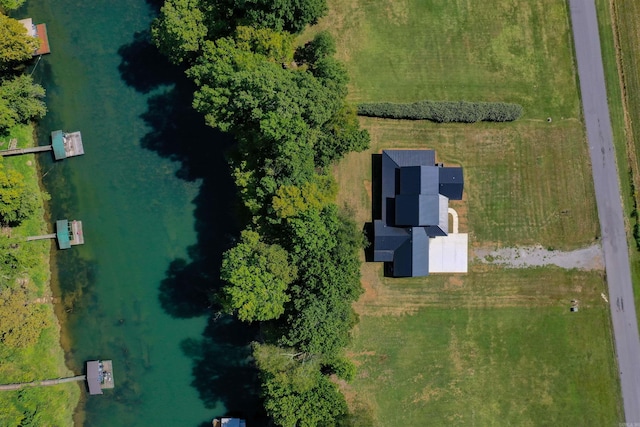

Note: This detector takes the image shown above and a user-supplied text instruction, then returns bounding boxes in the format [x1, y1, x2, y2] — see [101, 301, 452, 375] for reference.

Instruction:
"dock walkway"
[0, 146, 52, 157]
[0, 375, 86, 391]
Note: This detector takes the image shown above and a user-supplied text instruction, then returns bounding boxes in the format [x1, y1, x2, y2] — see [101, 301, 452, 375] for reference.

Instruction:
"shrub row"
[357, 100, 523, 123]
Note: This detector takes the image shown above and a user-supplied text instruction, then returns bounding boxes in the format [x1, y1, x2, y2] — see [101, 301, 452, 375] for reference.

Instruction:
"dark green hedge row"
[357, 100, 523, 123]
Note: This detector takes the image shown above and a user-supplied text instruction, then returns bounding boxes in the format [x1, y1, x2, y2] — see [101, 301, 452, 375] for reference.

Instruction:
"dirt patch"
[412, 384, 445, 403]
[474, 243, 604, 270]
[446, 276, 464, 288]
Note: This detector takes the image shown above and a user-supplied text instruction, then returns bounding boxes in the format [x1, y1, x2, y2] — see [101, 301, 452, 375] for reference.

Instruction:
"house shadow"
[363, 153, 382, 262]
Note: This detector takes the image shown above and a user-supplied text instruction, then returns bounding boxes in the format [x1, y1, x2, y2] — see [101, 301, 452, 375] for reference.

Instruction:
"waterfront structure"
[86, 360, 114, 395]
[55, 219, 84, 249]
[371, 149, 468, 277]
[0, 130, 84, 161]
[213, 418, 247, 427]
[26, 219, 84, 249]
[18, 18, 50, 55]
[0, 360, 114, 394]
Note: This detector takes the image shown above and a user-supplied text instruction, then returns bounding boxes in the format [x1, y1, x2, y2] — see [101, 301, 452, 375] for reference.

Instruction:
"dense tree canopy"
[0, 14, 39, 72]
[0, 283, 50, 348]
[0, 159, 37, 226]
[151, 0, 208, 65]
[253, 343, 348, 427]
[187, 28, 367, 215]
[153, 0, 327, 65]
[153, 1, 368, 424]
[278, 206, 363, 356]
[0, 75, 47, 133]
[0, 0, 26, 10]
[271, 175, 336, 218]
[221, 230, 297, 322]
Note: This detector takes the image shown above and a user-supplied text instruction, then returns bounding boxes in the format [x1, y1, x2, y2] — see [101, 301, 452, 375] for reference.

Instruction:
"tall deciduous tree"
[253, 343, 348, 427]
[0, 75, 46, 133]
[0, 283, 50, 348]
[240, 0, 328, 33]
[272, 175, 336, 218]
[151, 0, 208, 65]
[0, 14, 39, 71]
[0, 159, 37, 225]
[278, 206, 363, 356]
[0, 0, 26, 10]
[220, 230, 297, 322]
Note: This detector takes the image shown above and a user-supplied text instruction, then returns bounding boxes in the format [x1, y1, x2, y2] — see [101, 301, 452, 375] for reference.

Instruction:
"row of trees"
[152, 1, 370, 425]
[0, 4, 80, 426]
[358, 100, 523, 122]
[0, 12, 45, 228]
[0, 13, 47, 134]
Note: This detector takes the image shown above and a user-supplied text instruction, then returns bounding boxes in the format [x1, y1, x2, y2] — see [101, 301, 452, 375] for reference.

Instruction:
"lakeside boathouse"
[56, 219, 84, 249]
[86, 360, 114, 395]
[18, 18, 51, 56]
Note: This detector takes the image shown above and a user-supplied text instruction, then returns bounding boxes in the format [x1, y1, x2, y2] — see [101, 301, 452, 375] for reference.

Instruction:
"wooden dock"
[0, 130, 85, 160]
[26, 219, 84, 249]
[0, 145, 52, 157]
[51, 130, 84, 160]
[0, 375, 86, 391]
[86, 360, 114, 395]
[0, 360, 115, 396]
[26, 233, 56, 241]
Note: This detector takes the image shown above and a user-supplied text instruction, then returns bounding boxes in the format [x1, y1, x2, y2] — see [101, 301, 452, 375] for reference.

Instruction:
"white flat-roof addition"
[428, 233, 468, 273]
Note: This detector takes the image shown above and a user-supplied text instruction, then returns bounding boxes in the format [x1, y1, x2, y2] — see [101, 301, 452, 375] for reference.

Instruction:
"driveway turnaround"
[569, 0, 640, 422]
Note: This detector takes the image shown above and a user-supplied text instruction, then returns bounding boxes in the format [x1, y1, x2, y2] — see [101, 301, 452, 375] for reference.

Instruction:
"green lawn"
[308, 0, 623, 424]
[0, 124, 79, 426]
[312, 0, 579, 119]
[349, 300, 619, 426]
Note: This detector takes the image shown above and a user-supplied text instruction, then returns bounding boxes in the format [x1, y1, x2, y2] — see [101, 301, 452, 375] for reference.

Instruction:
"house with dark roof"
[372, 150, 466, 277]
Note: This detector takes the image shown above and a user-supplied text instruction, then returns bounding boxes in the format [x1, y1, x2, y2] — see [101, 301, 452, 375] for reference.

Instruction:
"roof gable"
[374, 150, 465, 277]
[439, 167, 464, 200]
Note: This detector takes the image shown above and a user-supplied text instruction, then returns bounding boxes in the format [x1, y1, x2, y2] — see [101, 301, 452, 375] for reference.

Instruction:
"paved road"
[569, 0, 640, 422]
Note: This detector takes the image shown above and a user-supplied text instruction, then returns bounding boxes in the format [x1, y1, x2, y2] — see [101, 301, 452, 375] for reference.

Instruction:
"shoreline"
[31, 124, 83, 425]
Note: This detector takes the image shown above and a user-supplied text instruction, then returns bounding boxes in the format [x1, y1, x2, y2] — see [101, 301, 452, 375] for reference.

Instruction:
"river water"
[19, 1, 259, 426]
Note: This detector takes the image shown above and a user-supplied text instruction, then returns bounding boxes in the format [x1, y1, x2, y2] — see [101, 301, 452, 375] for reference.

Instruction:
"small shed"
[18, 18, 50, 55]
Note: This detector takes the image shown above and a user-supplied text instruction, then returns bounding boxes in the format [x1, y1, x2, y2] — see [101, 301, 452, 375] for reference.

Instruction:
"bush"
[357, 100, 523, 123]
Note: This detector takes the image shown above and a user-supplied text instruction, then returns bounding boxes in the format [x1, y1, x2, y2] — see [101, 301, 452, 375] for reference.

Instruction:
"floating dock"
[0, 130, 84, 160]
[51, 130, 84, 160]
[26, 219, 84, 249]
[18, 18, 50, 56]
[86, 360, 114, 395]
[56, 219, 84, 249]
[0, 360, 115, 395]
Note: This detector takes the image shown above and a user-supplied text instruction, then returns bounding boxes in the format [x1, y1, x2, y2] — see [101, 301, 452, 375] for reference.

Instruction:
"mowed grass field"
[307, 0, 623, 424]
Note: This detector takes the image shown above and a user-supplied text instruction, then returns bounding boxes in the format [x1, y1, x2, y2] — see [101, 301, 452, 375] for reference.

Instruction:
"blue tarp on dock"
[56, 220, 71, 249]
[51, 130, 66, 160]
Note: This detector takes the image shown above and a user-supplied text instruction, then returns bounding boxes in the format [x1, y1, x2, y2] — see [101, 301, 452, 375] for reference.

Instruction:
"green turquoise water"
[19, 1, 259, 426]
